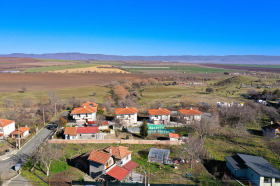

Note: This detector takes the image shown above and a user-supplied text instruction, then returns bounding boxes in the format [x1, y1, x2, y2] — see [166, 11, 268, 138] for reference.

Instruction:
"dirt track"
[0, 73, 148, 92]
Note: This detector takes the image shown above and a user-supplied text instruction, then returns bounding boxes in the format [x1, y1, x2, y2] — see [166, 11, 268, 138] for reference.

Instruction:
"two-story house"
[0, 119, 16, 137]
[71, 106, 97, 123]
[225, 153, 280, 186]
[88, 146, 138, 181]
[178, 108, 202, 124]
[115, 107, 138, 126]
[148, 108, 170, 125]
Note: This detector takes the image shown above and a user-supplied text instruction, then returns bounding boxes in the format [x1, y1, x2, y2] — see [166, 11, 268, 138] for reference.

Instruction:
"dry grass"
[52, 65, 129, 74]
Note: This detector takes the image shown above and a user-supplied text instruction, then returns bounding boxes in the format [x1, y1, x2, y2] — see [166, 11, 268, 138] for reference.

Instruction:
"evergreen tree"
[140, 119, 148, 139]
[262, 89, 268, 95]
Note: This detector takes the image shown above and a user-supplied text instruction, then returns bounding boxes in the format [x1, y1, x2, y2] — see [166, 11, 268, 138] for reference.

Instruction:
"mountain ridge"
[1, 53, 280, 64]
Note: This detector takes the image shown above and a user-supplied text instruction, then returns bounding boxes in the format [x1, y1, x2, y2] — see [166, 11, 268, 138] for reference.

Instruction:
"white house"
[169, 133, 179, 141]
[115, 107, 138, 126]
[0, 119, 16, 137]
[178, 108, 202, 124]
[71, 106, 97, 123]
[225, 153, 280, 186]
[148, 108, 170, 125]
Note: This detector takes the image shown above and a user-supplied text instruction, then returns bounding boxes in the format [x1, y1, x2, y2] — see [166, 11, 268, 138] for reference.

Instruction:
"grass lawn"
[21, 143, 218, 185]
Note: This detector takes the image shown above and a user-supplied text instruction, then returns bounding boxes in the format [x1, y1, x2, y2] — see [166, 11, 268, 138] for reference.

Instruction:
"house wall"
[73, 112, 97, 122]
[116, 154, 131, 167]
[245, 168, 261, 186]
[149, 115, 170, 124]
[77, 133, 97, 139]
[65, 134, 77, 140]
[89, 161, 105, 178]
[23, 130, 29, 137]
[2, 122, 16, 136]
[99, 125, 109, 130]
[116, 114, 137, 124]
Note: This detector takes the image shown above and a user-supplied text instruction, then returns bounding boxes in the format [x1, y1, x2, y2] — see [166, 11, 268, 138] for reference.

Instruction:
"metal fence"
[148, 129, 175, 134]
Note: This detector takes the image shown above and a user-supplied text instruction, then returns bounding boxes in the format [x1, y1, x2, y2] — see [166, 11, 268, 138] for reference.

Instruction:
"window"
[86, 114, 88, 117]
[126, 156, 129, 160]
[78, 114, 80, 117]
[264, 177, 271, 183]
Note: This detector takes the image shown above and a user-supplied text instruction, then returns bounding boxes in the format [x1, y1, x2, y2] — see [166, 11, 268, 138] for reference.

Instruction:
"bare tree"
[37, 143, 61, 176]
[3, 98, 13, 108]
[190, 113, 220, 143]
[182, 136, 205, 169]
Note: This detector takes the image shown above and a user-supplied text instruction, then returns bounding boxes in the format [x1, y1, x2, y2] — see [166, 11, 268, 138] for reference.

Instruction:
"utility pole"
[144, 171, 146, 186]
[55, 103, 57, 116]
[43, 107, 46, 126]
[18, 125, 20, 149]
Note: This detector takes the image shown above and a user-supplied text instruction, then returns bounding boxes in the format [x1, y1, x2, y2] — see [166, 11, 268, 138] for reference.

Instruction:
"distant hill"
[1, 53, 280, 64]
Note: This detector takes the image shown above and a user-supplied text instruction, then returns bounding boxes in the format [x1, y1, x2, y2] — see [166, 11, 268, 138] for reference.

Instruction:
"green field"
[122, 65, 239, 73]
[223, 64, 280, 68]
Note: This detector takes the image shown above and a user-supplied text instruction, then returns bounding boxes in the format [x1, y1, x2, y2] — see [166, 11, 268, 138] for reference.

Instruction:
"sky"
[0, 0, 280, 55]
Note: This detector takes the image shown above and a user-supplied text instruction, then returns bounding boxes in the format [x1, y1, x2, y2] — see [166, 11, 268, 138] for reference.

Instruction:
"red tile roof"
[64, 127, 77, 136]
[88, 150, 111, 164]
[169, 133, 179, 139]
[104, 146, 132, 159]
[148, 108, 170, 115]
[11, 127, 30, 135]
[178, 109, 202, 115]
[81, 102, 98, 108]
[0, 119, 15, 127]
[115, 107, 138, 115]
[76, 126, 98, 134]
[71, 106, 97, 114]
[122, 160, 138, 172]
[106, 166, 130, 181]
[88, 121, 109, 125]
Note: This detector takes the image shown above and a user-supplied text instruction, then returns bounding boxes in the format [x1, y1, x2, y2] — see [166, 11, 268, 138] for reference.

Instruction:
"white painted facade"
[72, 112, 96, 123]
[149, 114, 170, 125]
[116, 113, 137, 125]
[0, 122, 15, 136]
[116, 154, 131, 167]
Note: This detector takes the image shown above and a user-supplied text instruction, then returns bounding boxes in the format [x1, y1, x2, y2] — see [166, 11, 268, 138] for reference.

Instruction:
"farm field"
[200, 63, 280, 73]
[52, 65, 129, 73]
[121, 64, 237, 73]
[0, 73, 147, 92]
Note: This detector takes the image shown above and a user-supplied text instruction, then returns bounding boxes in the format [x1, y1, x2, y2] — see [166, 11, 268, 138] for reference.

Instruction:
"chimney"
[190, 108, 192, 110]
[159, 107, 161, 109]
[109, 148, 112, 154]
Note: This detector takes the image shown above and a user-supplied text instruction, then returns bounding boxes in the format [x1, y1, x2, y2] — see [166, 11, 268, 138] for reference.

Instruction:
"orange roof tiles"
[64, 127, 77, 136]
[88, 150, 111, 164]
[104, 146, 132, 159]
[12, 127, 30, 135]
[106, 166, 129, 181]
[71, 106, 97, 114]
[169, 133, 179, 139]
[115, 107, 138, 115]
[81, 102, 98, 108]
[0, 119, 15, 127]
[122, 160, 138, 172]
[148, 108, 170, 115]
[178, 109, 202, 115]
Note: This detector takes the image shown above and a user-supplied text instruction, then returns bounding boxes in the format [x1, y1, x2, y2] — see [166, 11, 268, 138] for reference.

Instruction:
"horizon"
[1, 0, 280, 56]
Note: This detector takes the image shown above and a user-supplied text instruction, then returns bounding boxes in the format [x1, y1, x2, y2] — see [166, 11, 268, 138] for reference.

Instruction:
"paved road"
[0, 127, 53, 180]
[0, 110, 69, 183]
